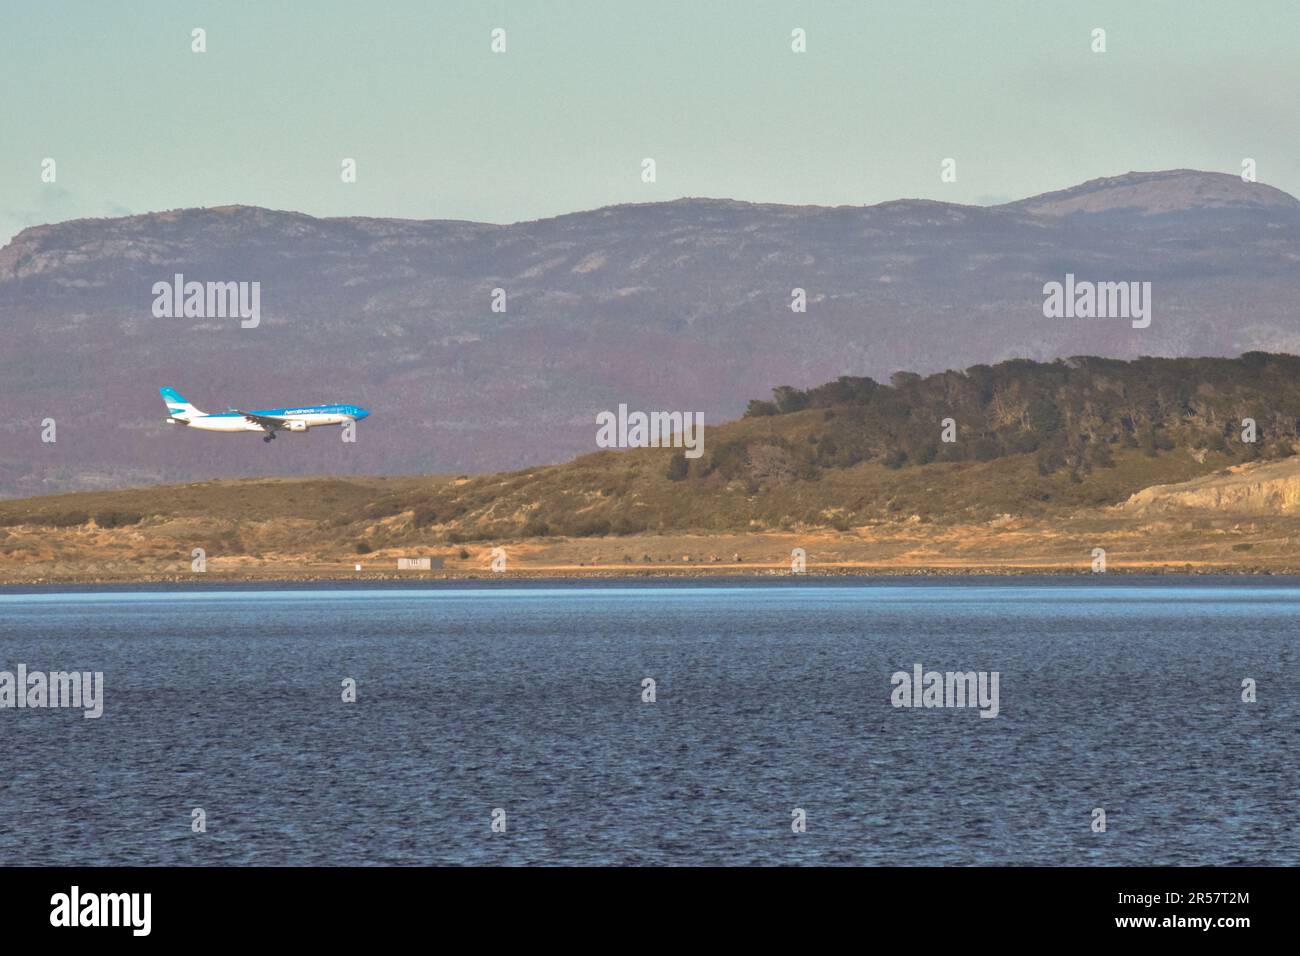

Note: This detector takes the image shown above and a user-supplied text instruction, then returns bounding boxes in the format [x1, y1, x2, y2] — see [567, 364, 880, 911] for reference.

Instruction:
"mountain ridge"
[4, 169, 1292, 258]
[996, 169, 1299, 216]
[2, 169, 1299, 498]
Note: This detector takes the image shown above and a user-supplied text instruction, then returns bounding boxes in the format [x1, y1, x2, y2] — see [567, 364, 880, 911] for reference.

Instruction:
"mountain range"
[1, 168, 1298, 498]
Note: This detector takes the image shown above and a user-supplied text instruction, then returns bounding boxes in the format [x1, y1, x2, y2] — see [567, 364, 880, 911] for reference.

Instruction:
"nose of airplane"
[354, 407, 370, 420]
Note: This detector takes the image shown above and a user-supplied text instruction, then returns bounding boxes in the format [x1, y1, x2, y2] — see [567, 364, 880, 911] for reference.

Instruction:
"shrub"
[610, 515, 648, 535]
[911, 442, 939, 465]
[46, 511, 90, 528]
[1085, 442, 1114, 468]
[569, 516, 612, 537]
[522, 518, 551, 537]
[771, 386, 809, 414]
[1036, 447, 1066, 475]
[1004, 431, 1040, 455]
[706, 441, 751, 480]
[94, 512, 143, 528]
[363, 498, 406, 520]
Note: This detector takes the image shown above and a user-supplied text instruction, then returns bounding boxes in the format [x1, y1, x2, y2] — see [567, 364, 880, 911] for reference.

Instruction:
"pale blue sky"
[2, 0, 1297, 244]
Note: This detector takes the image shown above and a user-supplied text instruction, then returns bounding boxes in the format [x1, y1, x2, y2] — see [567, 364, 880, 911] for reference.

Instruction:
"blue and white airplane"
[160, 387, 370, 442]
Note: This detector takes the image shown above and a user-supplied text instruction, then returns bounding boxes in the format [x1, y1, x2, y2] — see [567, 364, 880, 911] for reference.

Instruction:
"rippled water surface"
[0, 578, 1295, 865]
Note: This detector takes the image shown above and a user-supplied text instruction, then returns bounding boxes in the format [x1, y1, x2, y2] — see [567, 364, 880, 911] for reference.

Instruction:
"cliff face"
[1120, 458, 1300, 514]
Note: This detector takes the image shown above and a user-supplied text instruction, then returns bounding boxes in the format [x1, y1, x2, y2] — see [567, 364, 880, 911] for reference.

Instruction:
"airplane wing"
[237, 410, 289, 431]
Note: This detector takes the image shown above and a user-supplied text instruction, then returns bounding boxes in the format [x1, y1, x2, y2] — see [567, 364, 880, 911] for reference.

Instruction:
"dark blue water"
[0, 578, 1295, 865]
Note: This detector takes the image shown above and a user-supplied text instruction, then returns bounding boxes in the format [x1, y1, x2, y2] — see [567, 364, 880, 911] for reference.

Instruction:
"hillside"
[3, 354, 1300, 580]
[1120, 457, 1300, 515]
[2, 169, 1299, 498]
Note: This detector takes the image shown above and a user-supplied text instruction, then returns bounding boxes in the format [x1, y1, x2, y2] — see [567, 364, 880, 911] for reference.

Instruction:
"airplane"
[160, 387, 370, 442]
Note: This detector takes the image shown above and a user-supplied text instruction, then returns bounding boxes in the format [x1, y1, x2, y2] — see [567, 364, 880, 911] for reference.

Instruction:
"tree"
[1028, 397, 1063, 437]
[882, 449, 908, 469]
[771, 386, 809, 414]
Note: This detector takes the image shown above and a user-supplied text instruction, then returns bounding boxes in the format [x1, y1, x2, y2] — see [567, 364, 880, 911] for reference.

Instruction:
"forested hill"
[3, 354, 1298, 546]
[736, 353, 1300, 480]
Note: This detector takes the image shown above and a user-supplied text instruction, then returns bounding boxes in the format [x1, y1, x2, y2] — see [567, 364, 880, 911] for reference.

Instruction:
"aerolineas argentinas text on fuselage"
[159, 387, 370, 443]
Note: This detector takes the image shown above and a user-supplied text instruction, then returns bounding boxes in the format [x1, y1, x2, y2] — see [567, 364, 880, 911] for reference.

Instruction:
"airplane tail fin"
[160, 387, 204, 421]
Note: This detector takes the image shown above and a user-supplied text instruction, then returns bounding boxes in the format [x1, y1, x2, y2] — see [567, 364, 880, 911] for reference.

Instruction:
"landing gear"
[262, 432, 277, 443]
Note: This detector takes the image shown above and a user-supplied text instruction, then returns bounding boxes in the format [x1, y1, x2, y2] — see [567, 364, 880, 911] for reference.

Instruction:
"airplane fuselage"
[160, 388, 370, 441]
[171, 405, 365, 433]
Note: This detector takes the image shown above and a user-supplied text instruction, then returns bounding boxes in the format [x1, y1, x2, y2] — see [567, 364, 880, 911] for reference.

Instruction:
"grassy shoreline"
[5, 515, 1299, 583]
